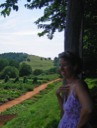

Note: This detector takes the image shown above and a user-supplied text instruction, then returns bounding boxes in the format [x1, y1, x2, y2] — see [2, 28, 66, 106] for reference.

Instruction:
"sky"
[0, 1, 64, 59]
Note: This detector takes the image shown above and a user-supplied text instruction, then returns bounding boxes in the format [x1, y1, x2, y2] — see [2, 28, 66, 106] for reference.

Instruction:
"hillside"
[23, 55, 54, 70]
[0, 52, 54, 71]
[0, 52, 28, 62]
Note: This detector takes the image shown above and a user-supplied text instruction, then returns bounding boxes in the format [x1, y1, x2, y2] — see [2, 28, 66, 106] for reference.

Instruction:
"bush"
[33, 69, 43, 76]
[32, 77, 38, 84]
[4, 75, 9, 82]
[0, 66, 19, 78]
[14, 77, 19, 83]
[19, 63, 32, 77]
[48, 67, 57, 73]
[23, 76, 28, 83]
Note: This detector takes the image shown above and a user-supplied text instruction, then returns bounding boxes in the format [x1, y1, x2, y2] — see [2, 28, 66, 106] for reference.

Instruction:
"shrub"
[19, 63, 32, 77]
[32, 77, 38, 84]
[33, 69, 43, 76]
[0, 66, 19, 78]
[14, 77, 19, 83]
[4, 75, 9, 82]
[23, 76, 28, 83]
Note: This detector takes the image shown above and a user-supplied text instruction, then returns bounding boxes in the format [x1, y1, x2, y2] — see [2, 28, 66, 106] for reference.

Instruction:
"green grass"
[1, 81, 61, 128]
[37, 73, 59, 81]
[22, 55, 54, 70]
[0, 74, 59, 104]
[85, 78, 97, 88]
[1, 78, 97, 128]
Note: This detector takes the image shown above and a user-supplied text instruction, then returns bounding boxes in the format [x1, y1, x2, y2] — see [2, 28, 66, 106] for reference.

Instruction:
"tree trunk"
[64, 0, 84, 57]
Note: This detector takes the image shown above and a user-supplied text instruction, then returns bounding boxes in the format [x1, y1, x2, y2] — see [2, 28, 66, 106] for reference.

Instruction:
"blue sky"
[0, 0, 64, 59]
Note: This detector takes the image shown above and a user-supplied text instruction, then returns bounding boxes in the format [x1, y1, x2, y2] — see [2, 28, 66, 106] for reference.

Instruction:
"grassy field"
[0, 78, 97, 128]
[22, 55, 54, 70]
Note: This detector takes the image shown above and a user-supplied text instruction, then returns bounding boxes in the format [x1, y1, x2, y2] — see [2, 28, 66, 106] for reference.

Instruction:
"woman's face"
[59, 58, 74, 78]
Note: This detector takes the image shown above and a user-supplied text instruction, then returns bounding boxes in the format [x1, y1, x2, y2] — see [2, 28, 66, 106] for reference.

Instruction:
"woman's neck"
[66, 75, 78, 84]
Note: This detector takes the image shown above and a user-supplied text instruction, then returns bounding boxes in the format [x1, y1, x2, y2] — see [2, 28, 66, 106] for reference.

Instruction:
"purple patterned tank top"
[58, 89, 81, 128]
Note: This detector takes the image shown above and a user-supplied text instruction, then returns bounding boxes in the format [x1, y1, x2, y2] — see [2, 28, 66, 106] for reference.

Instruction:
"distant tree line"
[0, 59, 32, 79]
[0, 53, 30, 79]
[0, 53, 58, 80]
[0, 52, 28, 62]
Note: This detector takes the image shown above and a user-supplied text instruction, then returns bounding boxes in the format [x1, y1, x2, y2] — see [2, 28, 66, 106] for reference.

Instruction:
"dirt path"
[0, 78, 60, 113]
[0, 79, 60, 127]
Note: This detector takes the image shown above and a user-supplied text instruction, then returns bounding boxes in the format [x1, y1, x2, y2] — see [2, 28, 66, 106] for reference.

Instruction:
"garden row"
[0, 73, 59, 104]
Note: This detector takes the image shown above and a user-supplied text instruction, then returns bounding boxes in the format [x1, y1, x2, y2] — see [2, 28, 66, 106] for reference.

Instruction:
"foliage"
[13, 77, 19, 83]
[8, 59, 19, 69]
[0, 66, 19, 79]
[82, 0, 97, 77]
[4, 75, 9, 83]
[33, 69, 43, 76]
[0, 0, 19, 17]
[19, 63, 32, 77]
[1, 81, 61, 128]
[0, 53, 55, 80]
[0, 0, 97, 57]
[82, 56, 97, 77]
[47, 67, 58, 74]
[53, 57, 59, 67]
[0, 52, 28, 63]
[1, 79, 97, 128]
[1, 0, 97, 75]
[25, 0, 66, 39]
[23, 76, 28, 83]
[0, 89, 22, 104]
[0, 73, 59, 104]
[0, 58, 9, 72]
[0, 0, 66, 39]
[83, 0, 97, 57]
[0, 53, 54, 73]
[0, 0, 97, 45]
[32, 77, 38, 84]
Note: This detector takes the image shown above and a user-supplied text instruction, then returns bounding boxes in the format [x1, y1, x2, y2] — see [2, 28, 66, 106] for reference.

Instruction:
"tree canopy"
[0, 0, 97, 55]
[83, 0, 97, 57]
[0, 0, 66, 39]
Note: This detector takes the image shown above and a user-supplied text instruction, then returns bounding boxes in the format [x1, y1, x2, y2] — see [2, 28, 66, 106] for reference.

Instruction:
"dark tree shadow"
[89, 86, 97, 128]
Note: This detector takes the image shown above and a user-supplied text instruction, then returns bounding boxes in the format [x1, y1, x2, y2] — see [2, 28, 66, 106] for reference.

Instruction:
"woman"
[56, 52, 93, 128]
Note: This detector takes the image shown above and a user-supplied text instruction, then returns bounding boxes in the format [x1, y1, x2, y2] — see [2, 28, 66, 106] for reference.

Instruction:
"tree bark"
[64, 0, 84, 57]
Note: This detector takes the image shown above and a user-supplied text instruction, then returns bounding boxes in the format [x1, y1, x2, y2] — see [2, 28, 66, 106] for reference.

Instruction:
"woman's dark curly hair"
[59, 51, 82, 75]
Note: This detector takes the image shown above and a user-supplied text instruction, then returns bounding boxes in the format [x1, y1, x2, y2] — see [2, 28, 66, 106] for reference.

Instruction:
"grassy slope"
[22, 55, 54, 70]
[2, 81, 61, 128]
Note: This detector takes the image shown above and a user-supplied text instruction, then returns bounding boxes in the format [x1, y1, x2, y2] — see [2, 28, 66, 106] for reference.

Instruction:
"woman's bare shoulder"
[74, 79, 88, 89]
[73, 79, 89, 97]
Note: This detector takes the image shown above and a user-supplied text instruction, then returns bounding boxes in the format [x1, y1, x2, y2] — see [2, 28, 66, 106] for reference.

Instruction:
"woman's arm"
[56, 85, 69, 117]
[75, 81, 93, 128]
[56, 87, 64, 118]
